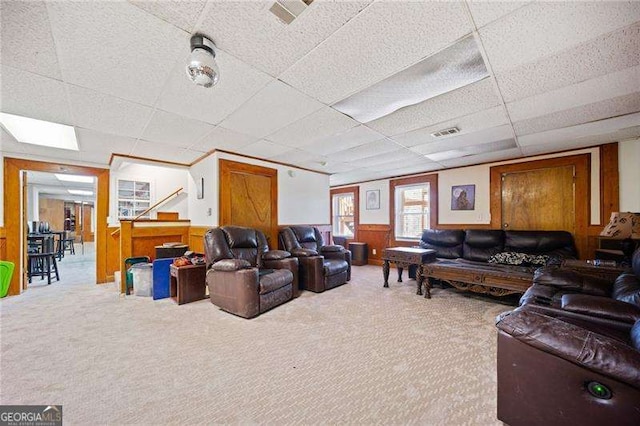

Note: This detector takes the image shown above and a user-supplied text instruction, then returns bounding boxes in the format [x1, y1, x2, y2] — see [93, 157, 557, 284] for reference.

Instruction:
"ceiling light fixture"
[186, 34, 219, 88]
[55, 174, 94, 183]
[0, 112, 78, 150]
[68, 189, 93, 196]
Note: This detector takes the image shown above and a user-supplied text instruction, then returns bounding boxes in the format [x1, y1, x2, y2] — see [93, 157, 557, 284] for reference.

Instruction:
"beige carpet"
[1, 249, 512, 425]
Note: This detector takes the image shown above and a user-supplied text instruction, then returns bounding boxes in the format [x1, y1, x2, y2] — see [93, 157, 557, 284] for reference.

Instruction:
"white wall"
[187, 152, 330, 227]
[619, 139, 640, 212]
[337, 146, 604, 227]
[188, 154, 217, 227]
[109, 161, 189, 225]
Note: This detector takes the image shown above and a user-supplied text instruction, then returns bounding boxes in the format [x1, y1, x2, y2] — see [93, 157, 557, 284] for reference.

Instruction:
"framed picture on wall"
[197, 177, 204, 199]
[366, 189, 380, 210]
[451, 185, 475, 210]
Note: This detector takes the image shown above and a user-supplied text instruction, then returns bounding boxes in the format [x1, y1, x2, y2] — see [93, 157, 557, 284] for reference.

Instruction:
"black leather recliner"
[279, 226, 351, 293]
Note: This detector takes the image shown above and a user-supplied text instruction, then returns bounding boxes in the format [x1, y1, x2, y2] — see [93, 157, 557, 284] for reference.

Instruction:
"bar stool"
[62, 231, 76, 255]
[27, 235, 59, 285]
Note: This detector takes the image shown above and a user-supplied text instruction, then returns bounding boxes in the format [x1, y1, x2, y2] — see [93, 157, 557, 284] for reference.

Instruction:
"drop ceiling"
[1, 1, 638, 186]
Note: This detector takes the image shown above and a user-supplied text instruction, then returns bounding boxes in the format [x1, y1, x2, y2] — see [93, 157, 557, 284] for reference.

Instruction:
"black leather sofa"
[416, 229, 577, 296]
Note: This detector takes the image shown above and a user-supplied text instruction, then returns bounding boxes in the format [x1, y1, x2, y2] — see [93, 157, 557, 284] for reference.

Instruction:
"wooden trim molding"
[599, 143, 619, 225]
[3, 157, 110, 296]
[330, 186, 360, 242]
[389, 173, 438, 247]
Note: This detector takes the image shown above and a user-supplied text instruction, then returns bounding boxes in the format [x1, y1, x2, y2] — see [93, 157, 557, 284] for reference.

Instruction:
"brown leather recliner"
[204, 226, 298, 318]
[496, 308, 640, 426]
[279, 226, 351, 293]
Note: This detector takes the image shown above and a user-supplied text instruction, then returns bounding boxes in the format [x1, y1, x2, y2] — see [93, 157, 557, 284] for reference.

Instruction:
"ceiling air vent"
[269, 0, 313, 25]
[431, 127, 460, 138]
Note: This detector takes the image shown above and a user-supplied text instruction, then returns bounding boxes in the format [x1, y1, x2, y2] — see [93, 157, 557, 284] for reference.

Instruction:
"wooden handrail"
[110, 228, 120, 236]
[133, 187, 183, 221]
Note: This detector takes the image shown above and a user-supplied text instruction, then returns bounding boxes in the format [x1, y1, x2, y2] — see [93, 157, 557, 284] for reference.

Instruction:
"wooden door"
[219, 160, 278, 247]
[501, 165, 575, 232]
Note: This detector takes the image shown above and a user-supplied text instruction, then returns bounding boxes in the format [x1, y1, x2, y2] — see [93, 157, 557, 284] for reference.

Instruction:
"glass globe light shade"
[186, 47, 219, 88]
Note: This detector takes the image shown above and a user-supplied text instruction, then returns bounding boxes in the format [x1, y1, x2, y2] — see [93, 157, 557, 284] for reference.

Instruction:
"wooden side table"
[169, 264, 207, 305]
[349, 242, 368, 266]
[382, 247, 436, 296]
[561, 259, 629, 282]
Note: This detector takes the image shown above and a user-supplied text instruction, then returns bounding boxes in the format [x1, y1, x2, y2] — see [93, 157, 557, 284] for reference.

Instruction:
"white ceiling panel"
[20, 144, 82, 162]
[409, 124, 514, 156]
[234, 140, 292, 159]
[0, 1, 61, 79]
[521, 127, 640, 157]
[514, 92, 640, 136]
[0, 128, 29, 154]
[365, 162, 442, 177]
[518, 112, 640, 147]
[326, 139, 400, 163]
[507, 65, 640, 123]
[0, 65, 72, 125]
[495, 21, 640, 103]
[78, 150, 113, 166]
[329, 169, 386, 187]
[128, 0, 206, 32]
[268, 149, 317, 164]
[267, 107, 358, 148]
[47, 1, 187, 106]
[314, 162, 353, 174]
[352, 149, 424, 169]
[188, 126, 257, 153]
[156, 48, 273, 125]
[373, 158, 434, 173]
[280, 1, 472, 104]
[141, 110, 215, 148]
[130, 139, 195, 164]
[480, 1, 640, 73]
[392, 106, 508, 148]
[301, 125, 386, 156]
[219, 80, 324, 138]
[466, 1, 530, 29]
[196, 0, 372, 77]
[76, 128, 136, 157]
[368, 78, 501, 137]
[438, 147, 523, 168]
[68, 85, 153, 139]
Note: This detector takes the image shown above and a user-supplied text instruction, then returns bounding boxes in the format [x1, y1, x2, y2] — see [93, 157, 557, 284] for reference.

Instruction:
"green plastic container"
[124, 257, 150, 295]
[1, 261, 15, 298]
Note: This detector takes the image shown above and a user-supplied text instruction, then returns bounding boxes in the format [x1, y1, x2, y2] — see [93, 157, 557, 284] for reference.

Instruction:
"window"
[332, 192, 355, 237]
[117, 179, 151, 219]
[391, 174, 437, 241]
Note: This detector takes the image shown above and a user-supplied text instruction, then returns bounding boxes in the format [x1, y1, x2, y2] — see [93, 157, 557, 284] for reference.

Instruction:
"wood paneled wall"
[358, 224, 391, 266]
[189, 226, 210, 254]
[0, 227, 6, 261]
[38, 198, 65, 230]
[106, 226, 120, 281]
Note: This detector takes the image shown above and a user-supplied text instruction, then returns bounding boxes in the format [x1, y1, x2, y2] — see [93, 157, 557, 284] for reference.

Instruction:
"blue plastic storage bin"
[152, 258, 174, 300]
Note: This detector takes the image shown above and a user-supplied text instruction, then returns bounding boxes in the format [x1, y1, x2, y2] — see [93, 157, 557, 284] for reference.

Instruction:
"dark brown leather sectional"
[279, 226, 351, 292]
[204, 226, 298, 318]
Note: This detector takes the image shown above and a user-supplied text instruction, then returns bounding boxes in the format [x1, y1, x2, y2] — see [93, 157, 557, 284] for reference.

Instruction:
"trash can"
[131, 263, 153, 297]
[0, 261, 15, 298]
[124, 256, 150, 295]
[152, 258, 173, 300]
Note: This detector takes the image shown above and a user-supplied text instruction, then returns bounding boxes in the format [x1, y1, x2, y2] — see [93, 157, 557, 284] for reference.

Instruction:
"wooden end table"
[169, 263, 207, 305]
[382, 247, 436, 296]
[561, 259, 629, 282]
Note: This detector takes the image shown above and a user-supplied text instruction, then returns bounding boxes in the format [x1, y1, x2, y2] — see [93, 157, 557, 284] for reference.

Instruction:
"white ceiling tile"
[128, 0, 206, 32]
[156, 48, 273, 125]
[141, 110, 215, 148]
[47, 1, 187, 105]
[365, 162, 442, 177]
[326, 139, 400, 163]
[514, 92, 640, 136]
[78, 150, 112, 165]
[188, 126, 257, 153]
[521, 127, 640, 156]
[219, 80, 324, 138]
[438, 147, 523, 168]
[353, 149, 423, 169]
[268, 149, 316, 164]
[507, 65, 640, 122]
[301, 125, 385, 156]
[367, 78, 501, 136]
[329, 170, 384, 186]
[21, 144, 82, 162]
[268, 107, 358, 148]
[197, 0, 372, 77]
[130, 140, 193, 164]
[480, 1, 640, 73]
[234, 140, 292, 159]
[373, 158, 434, 173]
[0, 128, 29, 154]
[466, 1, 530, 29]
[68, 85, 153, 139]
[0, 65, 72, 124]
[76, 128, 136, 156]
[0, 1, 61, 79]
[318, 162, 353, 174]
[518, 112, 640, 147]
[280, 1, 472, 104]
[392, 106, 508, 147]
[495, 22, 640, 103]
[409, 125, 514, 155]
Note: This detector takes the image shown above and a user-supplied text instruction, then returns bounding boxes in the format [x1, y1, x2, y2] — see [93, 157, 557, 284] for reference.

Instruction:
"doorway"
[3, 157, 109, 296]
